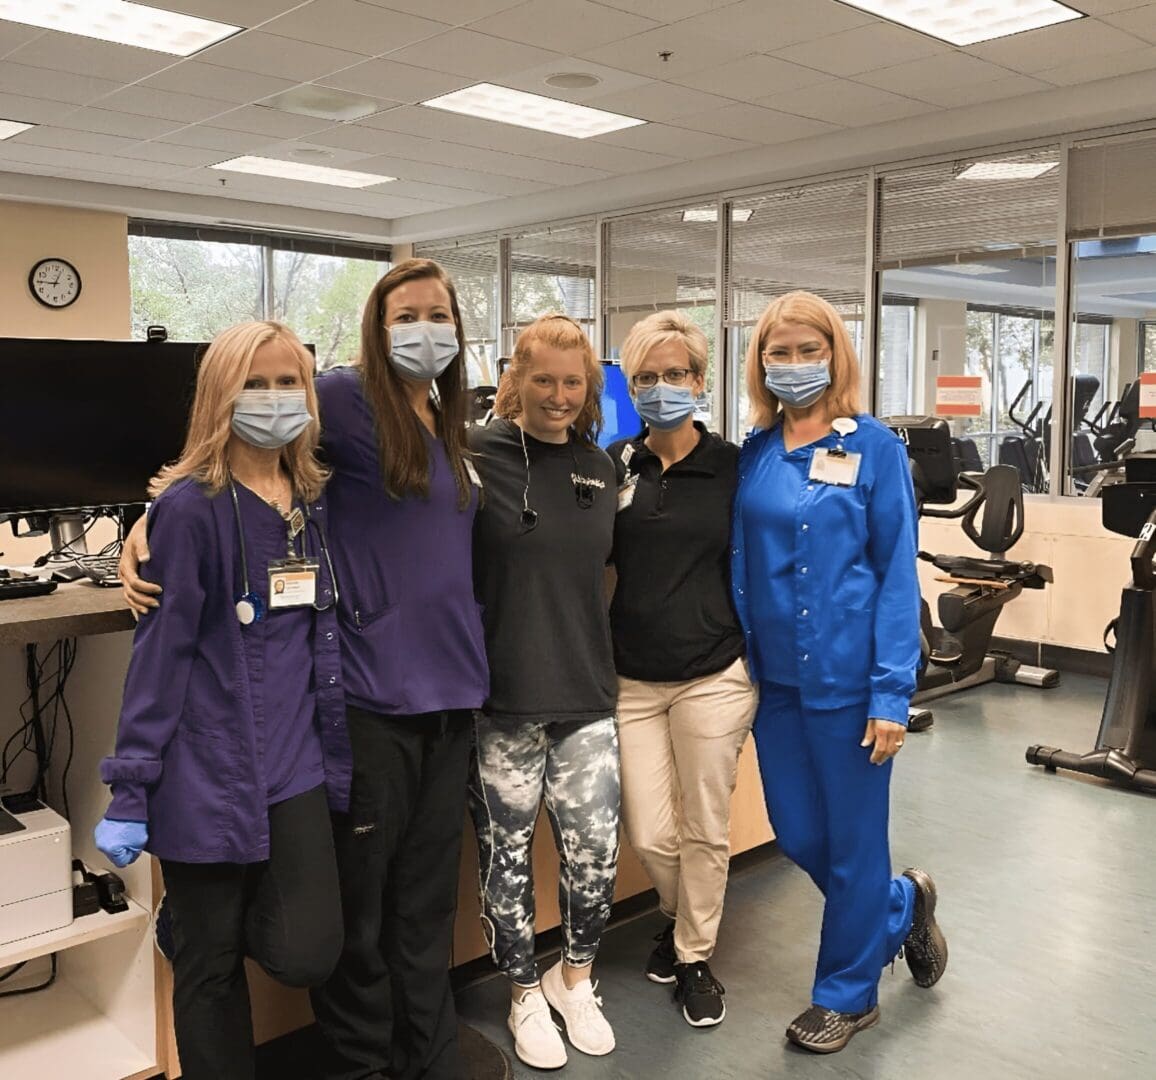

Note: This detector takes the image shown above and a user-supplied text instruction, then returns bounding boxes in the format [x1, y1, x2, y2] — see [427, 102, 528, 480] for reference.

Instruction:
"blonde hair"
[149, 320, 328, 501]
[745, 291, 862, 430]
[619, 310, 708, 384]
[493, 314, 604, 447]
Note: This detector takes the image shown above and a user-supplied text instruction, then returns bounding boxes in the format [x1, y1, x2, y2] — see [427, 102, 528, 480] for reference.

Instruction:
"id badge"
[617, 475, 639, 512]
[464, 458, 482, 488]
[268, 558, 319, 609]
[809, 448, 861, 486]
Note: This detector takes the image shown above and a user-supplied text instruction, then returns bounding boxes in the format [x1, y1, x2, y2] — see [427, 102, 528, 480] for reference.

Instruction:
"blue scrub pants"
[753, 683, 916, 1014]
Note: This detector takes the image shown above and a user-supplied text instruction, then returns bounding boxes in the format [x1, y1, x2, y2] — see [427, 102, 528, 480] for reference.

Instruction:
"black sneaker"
[901, 868, 948, 988]
[154, 892, 175, 962]
[673, 961, 726, 1027]
[646, 921, 677, 984]
[785, 1004, 879, 1053]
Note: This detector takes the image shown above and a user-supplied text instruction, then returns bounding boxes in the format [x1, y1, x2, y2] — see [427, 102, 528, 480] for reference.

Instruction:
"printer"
[0, 801, 73, 947]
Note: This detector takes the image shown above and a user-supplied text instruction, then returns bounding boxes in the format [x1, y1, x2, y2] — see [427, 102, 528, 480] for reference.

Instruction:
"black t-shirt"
[608, 423, 746, 682]
[468, 419, 618, 721]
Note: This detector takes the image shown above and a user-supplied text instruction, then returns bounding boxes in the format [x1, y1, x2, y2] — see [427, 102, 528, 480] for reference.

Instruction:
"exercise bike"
[1027, 453, 1156, 793]
[889, 417, 1060, 731]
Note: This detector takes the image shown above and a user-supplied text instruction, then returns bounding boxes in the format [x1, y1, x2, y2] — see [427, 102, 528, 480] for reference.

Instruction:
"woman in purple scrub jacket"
[96, 320, 348, 1080]
[119, 260, 489, 1080]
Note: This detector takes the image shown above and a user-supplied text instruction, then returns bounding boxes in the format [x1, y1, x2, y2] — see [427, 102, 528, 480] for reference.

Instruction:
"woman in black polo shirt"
[608, 310, 757, 1029]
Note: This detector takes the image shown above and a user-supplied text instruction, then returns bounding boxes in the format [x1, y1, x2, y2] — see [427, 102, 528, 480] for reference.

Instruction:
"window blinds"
[1068, 130, 1156, 239]
[412, 236, 499, 346]
[508, 221, 596, 324]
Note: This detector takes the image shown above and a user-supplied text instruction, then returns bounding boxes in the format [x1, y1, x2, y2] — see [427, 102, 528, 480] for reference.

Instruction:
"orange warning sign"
[935, 375, 983, 417]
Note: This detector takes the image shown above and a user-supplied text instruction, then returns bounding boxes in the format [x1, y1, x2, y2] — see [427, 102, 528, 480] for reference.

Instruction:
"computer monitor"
[598, 361, 642, 448]
[0, 337, 207, 516]
[886, 415, 958, 506]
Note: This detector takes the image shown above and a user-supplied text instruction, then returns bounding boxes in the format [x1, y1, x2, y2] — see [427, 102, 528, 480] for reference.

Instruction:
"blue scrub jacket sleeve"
[101, 491, 210, 821]
[865, 438, 922, 725]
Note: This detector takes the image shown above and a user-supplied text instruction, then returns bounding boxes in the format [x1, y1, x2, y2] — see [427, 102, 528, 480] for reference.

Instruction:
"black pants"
[161, 784, 343, 1080]
[312, 707, 471, 1080]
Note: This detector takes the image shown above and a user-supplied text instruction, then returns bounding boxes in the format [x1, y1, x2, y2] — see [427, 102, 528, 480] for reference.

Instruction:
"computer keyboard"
[77, 554, 122, 586]
[0, 574, 58, 600]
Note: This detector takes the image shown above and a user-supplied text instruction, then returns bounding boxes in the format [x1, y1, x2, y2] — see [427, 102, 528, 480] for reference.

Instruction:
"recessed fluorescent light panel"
[0, 119, 35, 140]
[421, 83, 645, 139]
[0, 0, 241, 56]
[211, 157, 395, 188]
[682, 208, 755, 223]
[957, 161, 1059, 180]
[835, 1, 1082, 46]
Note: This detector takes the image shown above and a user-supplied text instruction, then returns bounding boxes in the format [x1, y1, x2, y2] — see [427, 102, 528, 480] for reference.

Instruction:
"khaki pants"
[616, 657, 757, 963]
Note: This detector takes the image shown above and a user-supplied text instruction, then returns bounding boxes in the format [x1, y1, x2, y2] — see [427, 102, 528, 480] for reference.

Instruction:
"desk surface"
[0, 582, 135, 645]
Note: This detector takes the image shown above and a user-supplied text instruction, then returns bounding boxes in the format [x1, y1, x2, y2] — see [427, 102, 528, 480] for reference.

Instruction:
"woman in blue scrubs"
[732, 290, 948, 1054]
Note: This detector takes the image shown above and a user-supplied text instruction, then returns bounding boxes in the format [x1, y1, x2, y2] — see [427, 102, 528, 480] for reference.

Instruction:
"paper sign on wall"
[935, 375, 983, 417]
[1140, 372, 1156, 419]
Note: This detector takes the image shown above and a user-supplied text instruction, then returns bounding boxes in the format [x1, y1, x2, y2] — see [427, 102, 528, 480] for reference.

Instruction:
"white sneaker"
[540, 961, 616, 1057]
[508, 986, 567, 1070]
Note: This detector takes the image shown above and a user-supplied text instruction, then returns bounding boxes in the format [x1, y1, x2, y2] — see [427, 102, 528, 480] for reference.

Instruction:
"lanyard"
[228, 479, 339, 625]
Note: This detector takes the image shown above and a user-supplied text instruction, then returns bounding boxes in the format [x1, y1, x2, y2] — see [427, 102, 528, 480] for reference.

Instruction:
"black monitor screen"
[886, 415, 958, 506]
[0, 338, 206, 514]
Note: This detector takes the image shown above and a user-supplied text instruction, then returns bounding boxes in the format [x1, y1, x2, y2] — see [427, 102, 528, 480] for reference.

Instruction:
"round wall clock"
[29, 258, 82, 309]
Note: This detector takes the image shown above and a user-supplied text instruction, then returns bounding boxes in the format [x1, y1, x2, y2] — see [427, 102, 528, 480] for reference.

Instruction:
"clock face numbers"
[29, 259, 81, 308]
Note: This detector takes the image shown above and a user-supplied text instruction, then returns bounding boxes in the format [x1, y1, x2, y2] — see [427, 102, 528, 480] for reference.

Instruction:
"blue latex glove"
[94, 818, 148, 868]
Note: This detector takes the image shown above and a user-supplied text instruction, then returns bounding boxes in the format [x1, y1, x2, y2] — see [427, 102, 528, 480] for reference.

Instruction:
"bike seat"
[920, 551, 1054, 589]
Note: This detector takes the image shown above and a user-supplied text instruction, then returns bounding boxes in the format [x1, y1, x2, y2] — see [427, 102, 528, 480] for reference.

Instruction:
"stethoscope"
[228, 478, 340, 625]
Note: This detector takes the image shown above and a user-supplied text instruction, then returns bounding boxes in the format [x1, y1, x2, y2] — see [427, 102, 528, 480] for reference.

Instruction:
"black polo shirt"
[608, 422, 746, 683]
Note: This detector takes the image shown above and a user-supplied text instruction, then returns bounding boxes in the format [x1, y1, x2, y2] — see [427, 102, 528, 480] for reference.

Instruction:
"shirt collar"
[628, 421, 719, 476]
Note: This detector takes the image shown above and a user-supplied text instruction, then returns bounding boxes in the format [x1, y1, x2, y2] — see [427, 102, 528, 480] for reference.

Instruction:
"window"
[506, 223, 596, 351]
[129, 225, 390, 368]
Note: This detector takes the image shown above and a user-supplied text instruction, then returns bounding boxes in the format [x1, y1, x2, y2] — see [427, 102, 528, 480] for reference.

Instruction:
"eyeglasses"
[631, 368, 693, 388]
[760, 346, 830, 364]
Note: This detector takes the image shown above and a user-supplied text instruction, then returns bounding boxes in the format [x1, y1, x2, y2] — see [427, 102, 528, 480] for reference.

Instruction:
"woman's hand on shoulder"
[861, 717, 906, 764]
[119, 515, 160, 616]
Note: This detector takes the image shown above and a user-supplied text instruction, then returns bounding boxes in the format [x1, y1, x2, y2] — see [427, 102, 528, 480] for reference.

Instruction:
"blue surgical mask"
[634, 383, 697, 431]
[764, 360, 831, 408]
[231, 389, 312, 449]
[388, 321, 459, 380]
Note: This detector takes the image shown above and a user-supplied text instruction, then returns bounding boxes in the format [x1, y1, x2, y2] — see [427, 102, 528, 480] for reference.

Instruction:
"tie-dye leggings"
[468, 713, 621, 987]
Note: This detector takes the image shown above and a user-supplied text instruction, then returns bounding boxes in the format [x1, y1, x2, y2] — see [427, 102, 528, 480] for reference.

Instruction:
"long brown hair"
[149, 320, 328, 501]
[493, 313, 604, 448]
[745, 291, 862, 430]
[359, 258, 471, 508]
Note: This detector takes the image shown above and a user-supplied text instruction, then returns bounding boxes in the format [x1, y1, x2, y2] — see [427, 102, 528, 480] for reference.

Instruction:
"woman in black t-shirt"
[608, 310, 757, 1030]
[466, 314, 619, 1072]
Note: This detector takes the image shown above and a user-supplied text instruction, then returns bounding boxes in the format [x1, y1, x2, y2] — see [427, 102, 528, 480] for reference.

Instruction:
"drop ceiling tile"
[499, 58, 652, 102]
[907, 72, 1052, 108]
[592, 121, 757, 158]
[772, 22, 946, 78]
[675, 0, 874, 50]
[1034, 44, 1156, 85]
[594, 0, 740, 18]
[0, 20, 42, 58]
[123, 142, 231, 167]
[318, 58, 472, 103]
[151, 1, 303, 24]
[0, 144, 178, 176]
[5, 34, 176, 82]
[209, 105, 336, 139]
[260, 137, 387, 168]
[758, 79, 934, 126]
[98, 85, 236, 124]
[157, 125, 281, 153]
[374, 179, 494, 206]
[468, 0, 657, 53]
[0, 62, 122, 106]
[966, 19, 1139, 74]
[142, 61, 298, 104]
[1104, 5, 1156, 44]
[584, 81, 735, 122]
[503, 136, 678, 173]
[385, 28, 564, 80]
[353, 154, 553, 194]
[671, 101, 835, 143]
[17, 125, 147, 156]
[261, 0, 449, 55]
[579, 23, 748, 79]
[857, 53, 1015, 100]
[671, 53, 834, 99]
[61, 107, 183, 139]
[357, 0, 525, 25]
[1062, 0, 1155, 12]
[196, 31, 369, 81]
[302, 123, 405, 156]
[0, 91, 76, 125]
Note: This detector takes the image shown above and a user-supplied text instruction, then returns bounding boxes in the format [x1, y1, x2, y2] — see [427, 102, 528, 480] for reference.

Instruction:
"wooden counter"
[0, 580, 135, 645]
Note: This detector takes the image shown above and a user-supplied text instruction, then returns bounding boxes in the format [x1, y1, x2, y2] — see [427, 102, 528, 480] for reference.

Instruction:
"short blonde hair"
[149, 320, 328, 501]
[494, 313, 604, 446]
[619, 310, 708, 384]
[745, 291, 861, 430]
